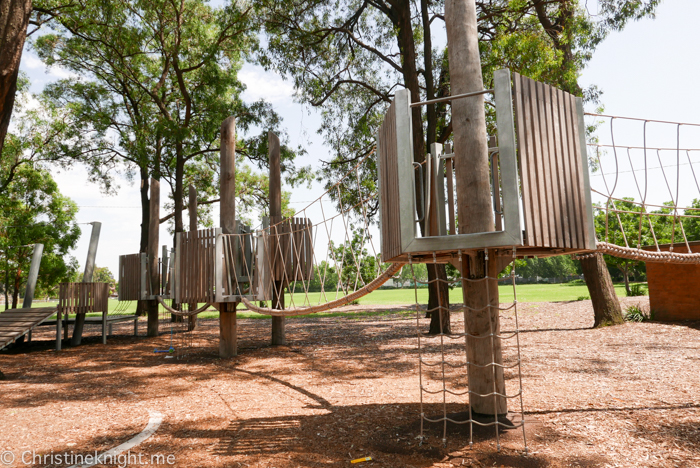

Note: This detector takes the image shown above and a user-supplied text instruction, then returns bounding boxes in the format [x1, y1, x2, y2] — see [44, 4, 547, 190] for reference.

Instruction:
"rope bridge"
[583, 113, 700, 263]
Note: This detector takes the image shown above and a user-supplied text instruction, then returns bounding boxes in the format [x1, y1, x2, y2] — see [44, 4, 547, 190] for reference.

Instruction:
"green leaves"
[0, 165, 80, 304]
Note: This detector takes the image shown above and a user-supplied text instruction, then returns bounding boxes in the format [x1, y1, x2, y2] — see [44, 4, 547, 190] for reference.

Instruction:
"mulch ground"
[1, 297, 699, 467]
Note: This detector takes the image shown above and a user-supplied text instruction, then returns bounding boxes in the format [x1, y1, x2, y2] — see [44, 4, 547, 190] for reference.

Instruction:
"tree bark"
[446, 0, 506, 416]
[580, 254, 624, 327]
[269, 131, 286, 345]
[187, 184, 198, 331]
[394, 0, 451, 334]
[219, 116, 237, 358]
[146, 177, 160, 337]
[0, 0, 32, 157]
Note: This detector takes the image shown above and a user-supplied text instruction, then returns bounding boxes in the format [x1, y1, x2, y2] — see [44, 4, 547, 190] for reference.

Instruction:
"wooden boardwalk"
[0, 307, 56, 350]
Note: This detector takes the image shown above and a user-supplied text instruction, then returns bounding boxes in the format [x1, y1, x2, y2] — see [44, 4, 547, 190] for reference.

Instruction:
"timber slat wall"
[179, 228, 217, 304]
[58, 282, 109, 315]
[377, 100, 402, 262]
[269, 217, 314, 282]
[119, 253, 142, 301]
[512, 72, 591, 251]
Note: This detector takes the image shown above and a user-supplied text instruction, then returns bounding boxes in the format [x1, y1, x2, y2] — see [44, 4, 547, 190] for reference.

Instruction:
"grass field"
[25, 282, 642, 320]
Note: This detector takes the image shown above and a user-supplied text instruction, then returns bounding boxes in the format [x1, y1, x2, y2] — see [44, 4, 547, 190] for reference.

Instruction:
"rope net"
[412, 250, 527, 452]
[226, 150, 409, 315]
[585, 113, 700, 262]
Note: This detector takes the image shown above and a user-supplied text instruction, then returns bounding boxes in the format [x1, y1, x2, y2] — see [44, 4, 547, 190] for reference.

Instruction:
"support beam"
[22, 243, 43, 308]
[188, 184, 198, 331]
[269, 131, 287, 345]
[147, 178, 160, 337]
[445, 0, 506, 415]
[219, 116, 238, 358]
[71, 222, 101, 346]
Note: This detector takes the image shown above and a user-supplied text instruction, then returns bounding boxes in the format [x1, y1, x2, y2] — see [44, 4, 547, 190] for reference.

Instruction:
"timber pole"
[147, 178, 160, 337]
[445, 0, 507, 415]
[269, 131, 287, 345]
[219, 116, 238, 358]
[71, 222, 101, 346]
[187, 184, 198, 331]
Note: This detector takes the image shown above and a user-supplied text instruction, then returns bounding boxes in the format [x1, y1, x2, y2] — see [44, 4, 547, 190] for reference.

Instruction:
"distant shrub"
[625, 304, 653, 322]
[627, 283, 647, 297]
[576, 295, 590, 301]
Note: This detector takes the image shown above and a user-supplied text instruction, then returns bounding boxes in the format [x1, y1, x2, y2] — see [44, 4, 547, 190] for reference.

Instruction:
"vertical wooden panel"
[513, 73, 593, 251]
[557, 88, 580, 248]
[542, 84, 566, 248]
[512, 74, 536, 246]
[378, 100, 402, 261]
[567, 93, 588, 247]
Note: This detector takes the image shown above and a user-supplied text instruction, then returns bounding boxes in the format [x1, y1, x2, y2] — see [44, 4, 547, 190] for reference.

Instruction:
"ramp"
[0, 307, 56, 350]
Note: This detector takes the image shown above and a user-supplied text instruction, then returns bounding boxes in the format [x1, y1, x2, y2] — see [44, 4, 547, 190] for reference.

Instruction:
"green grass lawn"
[24, 281, 641, 320]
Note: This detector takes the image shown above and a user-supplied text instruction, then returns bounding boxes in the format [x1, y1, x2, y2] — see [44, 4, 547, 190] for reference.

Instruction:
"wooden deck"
[0, 307, 56, 350]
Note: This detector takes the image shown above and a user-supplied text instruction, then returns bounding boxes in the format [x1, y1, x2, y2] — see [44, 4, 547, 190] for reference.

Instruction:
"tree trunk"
[146, 178, 160, 337]
[269, 131, 286, 345]
[170, 144, 186, 323]
[394, 1, 450, 333]
[11, 265, 20, 309]
[0, 0, 32, 157]
[446, 0, 506, 416]
[427, 263, 451, 334]
[187, 184, 198, 331]
[580, 255, 624, 327]
[219, 116, 237, 358]
[622, 265, 630, 296]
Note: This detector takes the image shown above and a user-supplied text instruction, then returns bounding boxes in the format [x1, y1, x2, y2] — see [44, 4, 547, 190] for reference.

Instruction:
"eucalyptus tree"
[33, 0, 304, 252]
[0, 164, 80, 309]
[259, 0, 660, 333]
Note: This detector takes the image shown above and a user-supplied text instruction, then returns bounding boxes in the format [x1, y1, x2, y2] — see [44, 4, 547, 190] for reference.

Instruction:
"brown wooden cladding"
[178, 228, 217, 303]
[269, 217, 314, 282]
[512, 72, 591, 251]
[58, 282, 109, 316]
[377, 99, 403, 262]
[119, 253, 142, 301]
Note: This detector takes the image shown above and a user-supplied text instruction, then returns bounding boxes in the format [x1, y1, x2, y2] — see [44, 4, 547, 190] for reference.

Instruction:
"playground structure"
[3, 64, 700, 452]
[0, 222, 134, 352]
[96, 65, 700, 449]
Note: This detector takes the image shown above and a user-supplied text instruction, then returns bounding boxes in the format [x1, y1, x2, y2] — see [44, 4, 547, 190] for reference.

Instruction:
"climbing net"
[231, 149, 406, 315]
[411, 250, 527, 453]
[584, 113, 700, 263]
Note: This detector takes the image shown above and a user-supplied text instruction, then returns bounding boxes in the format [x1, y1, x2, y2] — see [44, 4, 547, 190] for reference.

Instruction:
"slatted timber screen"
[269, 217, 314, 282]
[512, 72, 592, 251]
[178, 228, 217, 304]
[377, 99, 403, 262]
[58, 282, 109, 316]
[119, 253, 142, 301]
[221, 232, 253, 296]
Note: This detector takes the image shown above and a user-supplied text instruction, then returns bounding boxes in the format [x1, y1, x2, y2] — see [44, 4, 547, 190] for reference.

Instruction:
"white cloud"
[23, 54, 44, 70]
[238, 65, 295, 104]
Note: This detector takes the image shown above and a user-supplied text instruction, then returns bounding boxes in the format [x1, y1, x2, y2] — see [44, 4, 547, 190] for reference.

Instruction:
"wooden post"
[147, 178, 160, 337]
[187, 184, 198, 331]
[219, 116, 238, 358]
[22, 243, 43, 308]
[445, 0, 506, 416]
[269, 131, 287, 345]
[71, 222, 101, 346]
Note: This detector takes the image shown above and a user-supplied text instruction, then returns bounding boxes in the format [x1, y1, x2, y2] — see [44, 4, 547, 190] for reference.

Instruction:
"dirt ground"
[1, 297, 699, 468]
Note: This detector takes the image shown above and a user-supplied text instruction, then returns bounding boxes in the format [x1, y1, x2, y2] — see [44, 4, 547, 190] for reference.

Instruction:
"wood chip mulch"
[1, 297, 699, 467]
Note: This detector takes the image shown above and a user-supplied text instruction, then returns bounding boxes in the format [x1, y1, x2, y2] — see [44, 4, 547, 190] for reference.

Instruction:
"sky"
[15, 0, 700, 276]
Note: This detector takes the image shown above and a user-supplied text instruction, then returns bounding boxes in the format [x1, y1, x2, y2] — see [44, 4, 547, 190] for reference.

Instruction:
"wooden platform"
[0, 307, 57, 350]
